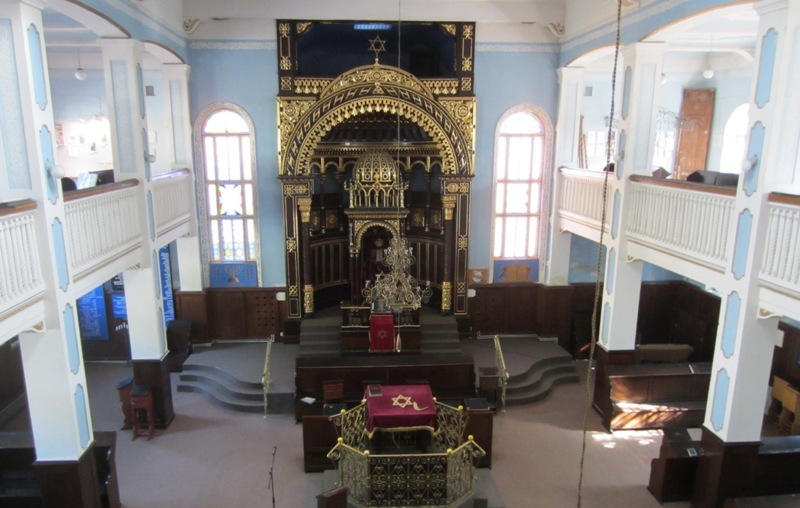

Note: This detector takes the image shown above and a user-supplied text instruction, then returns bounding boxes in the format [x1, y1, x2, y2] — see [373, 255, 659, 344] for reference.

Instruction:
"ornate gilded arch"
[278, 64, 475, 178]
[351, 219, 401, 253]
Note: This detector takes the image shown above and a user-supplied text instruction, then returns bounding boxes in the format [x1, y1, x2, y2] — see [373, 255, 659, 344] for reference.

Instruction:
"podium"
[369, 313, 395, 352]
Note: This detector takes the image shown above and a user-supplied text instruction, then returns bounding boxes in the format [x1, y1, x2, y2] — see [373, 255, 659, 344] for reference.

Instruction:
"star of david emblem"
[377, 330, 387, 339]
[392, 394, 413, 409]
[369, 36, 386, 63]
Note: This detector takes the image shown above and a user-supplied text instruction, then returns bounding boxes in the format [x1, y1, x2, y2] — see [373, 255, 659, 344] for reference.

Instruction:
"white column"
[704, 0, 796, 442]
[1, 0, 92, 459]
[102, 38, 167, 359]
[163, 63, 202, 291]
[163, 64, 193, 169]
[544, 66, 584, 285]
[599, 42, 665, 352]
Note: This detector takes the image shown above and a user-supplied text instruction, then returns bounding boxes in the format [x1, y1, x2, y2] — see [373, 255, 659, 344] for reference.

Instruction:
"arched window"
[491, 107, 551, 266]
[194, 104, 259, 284]
[719, 104, 749, 174]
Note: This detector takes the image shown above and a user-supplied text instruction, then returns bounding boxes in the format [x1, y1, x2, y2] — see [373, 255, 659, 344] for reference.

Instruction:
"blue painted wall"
[188, 43, 285, 287]
[471, 44, 560, 271]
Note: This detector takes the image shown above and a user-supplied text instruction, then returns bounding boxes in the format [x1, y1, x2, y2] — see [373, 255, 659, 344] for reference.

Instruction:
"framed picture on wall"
[468, 269, 487, 286]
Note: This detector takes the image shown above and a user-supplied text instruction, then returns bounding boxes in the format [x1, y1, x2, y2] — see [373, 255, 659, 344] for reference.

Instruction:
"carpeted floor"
[3, 332, 697, 508]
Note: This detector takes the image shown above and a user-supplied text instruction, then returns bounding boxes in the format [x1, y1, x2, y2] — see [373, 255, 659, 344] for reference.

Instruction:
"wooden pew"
[603, 362, 710, 431]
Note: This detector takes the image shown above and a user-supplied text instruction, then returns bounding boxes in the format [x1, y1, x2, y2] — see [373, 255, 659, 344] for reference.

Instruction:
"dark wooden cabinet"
[295, 353, 476, 420]
[0, 431, 119, 508]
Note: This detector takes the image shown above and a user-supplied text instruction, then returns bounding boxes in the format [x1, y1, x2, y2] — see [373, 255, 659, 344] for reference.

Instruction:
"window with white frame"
[200, 108, 257, 262]
[719, 104, 749, 174]
[492, 110, 546, 260]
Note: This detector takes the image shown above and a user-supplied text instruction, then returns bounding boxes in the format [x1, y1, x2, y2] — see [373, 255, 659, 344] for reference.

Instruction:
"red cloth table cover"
[365, 384, 437, 435]
[369, 313, 395, 352]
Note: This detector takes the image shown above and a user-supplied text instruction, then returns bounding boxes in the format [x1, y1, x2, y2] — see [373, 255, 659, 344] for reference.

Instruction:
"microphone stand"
[268, 446, 277, 508]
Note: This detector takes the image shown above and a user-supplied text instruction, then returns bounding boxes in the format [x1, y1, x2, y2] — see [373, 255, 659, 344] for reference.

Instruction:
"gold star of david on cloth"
[369, 36, 386, 63]
[377, 330, 387, 339]
[391, 394, 413, 409]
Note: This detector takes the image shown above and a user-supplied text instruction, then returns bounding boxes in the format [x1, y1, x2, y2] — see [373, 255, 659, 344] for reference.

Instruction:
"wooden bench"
[649, 435, 800, 504]
[604, 362, 710, 431]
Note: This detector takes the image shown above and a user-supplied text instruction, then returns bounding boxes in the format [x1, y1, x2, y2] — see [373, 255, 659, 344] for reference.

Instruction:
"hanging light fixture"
[74, 46, 88, 81]
[702, 37, 714, 80]
[358, 1, 432, 313]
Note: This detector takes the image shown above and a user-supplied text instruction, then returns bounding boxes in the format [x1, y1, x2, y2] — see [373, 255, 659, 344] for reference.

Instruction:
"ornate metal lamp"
[362, 235, 432, 311]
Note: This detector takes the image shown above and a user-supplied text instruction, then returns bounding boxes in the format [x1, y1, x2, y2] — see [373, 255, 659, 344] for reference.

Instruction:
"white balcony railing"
[760, 193, 800, 297]
[558, 168, 609, 228]
[64, 181, 142, 279]
[626, 177, 735, 271]
[151, 168, 194, 241]
[0, 201, 45, 318]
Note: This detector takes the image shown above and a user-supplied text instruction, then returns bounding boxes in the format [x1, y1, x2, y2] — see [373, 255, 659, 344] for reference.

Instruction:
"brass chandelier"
[362, 235, 432, 312]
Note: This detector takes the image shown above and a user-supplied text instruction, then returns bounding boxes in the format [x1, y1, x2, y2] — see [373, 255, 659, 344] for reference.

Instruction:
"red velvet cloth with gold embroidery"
[369, 313, 395, 352]
[365, 384, 437, 435]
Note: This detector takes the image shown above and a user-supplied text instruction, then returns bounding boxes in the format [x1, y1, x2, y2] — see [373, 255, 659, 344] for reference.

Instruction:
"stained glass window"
[492, 110, 546, 259]
[201, 109, 256, 262]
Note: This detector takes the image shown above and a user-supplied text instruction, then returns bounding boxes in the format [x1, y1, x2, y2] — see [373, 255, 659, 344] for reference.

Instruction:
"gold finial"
[369, 36, 386, 64]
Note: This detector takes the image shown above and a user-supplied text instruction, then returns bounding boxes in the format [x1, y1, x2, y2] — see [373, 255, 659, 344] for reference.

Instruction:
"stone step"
[505, 371, 580, 406]
[506, 355, 576, 386]
[176, 365, 295, 414]
[506, 364, 578, 395]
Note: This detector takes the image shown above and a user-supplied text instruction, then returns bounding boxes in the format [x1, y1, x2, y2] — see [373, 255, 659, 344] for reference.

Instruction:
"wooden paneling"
[474, 281, 720, 359]
[0, 431, 119, 508]
[536, 285, 574, 350]
[175, 288, 285, 342]
[0, 338, 25, 421]
[174, 291, 209, 343]
[470, 283, 573, 348]
[774, 322, 800, 388]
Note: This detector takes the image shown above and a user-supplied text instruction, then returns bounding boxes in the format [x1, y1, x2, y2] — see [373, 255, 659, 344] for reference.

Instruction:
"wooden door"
[674, 88, 715, 180]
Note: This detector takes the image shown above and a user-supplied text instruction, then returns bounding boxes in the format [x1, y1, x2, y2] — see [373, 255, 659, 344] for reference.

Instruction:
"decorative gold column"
[298, 197, 314, 315]
[441, 195, 457, 313]
[280, 179, 310, 320]
[442, 178, 472, 315]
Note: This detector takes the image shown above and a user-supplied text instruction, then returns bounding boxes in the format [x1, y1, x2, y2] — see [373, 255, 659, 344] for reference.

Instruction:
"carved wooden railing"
[151, 169, 194, 242]
[64, 180, 141, 279]
[0, 200, 45, 319]
[760, 193, 800, 298]
[627, 176, 736, 271]
[340, 300, 420, 328]
[558, 168, 608, 229]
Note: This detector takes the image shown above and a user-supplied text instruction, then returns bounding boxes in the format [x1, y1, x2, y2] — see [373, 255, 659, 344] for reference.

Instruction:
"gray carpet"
[2, 326, 693, 508]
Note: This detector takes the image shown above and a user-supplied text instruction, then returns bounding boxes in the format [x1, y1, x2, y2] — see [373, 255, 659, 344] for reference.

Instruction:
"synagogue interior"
[1, 0, 800, 507]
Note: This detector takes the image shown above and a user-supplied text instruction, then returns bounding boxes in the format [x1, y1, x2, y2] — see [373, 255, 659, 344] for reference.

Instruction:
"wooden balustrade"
[627, 176, 735, 270]
[63, 180, 142, 278]
[558, 168, 608, 227]
[0, 200, 45, 318]
[761, 192, 800, 297]
[151, 169, 194, 240]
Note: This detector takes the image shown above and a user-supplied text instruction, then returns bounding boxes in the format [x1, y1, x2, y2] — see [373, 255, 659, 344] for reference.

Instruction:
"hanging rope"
[576, 1, 623, 506]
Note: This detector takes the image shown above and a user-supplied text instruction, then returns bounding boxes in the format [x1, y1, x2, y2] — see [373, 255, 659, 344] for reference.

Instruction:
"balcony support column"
[163, 64, 202, 291]
[102, 38, 173, 427]
[2, 1, 104, 505]
[693, 1, 796, 506]
[545, 67, 586, 284]
[592, 43, 665, 422]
